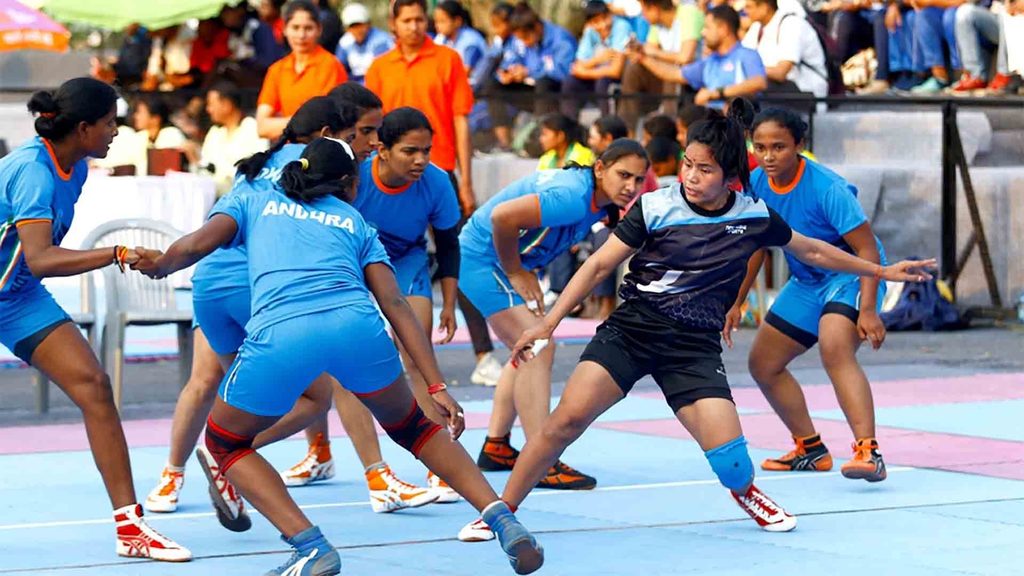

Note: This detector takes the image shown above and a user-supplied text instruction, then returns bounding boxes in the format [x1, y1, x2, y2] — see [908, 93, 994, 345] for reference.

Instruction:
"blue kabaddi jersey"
[352, 156, 461, 261]
[212, 187, 391, 334]
[681, 44, 766, 109]
[460, 168, 604, 270]
[750, 158, 882, 284]
[192, 144, 304, 300]
[0, 137, 88, 297]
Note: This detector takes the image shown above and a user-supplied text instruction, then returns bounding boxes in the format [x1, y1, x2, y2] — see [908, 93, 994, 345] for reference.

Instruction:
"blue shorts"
[459, 253, 526, 318]
[393, 252, 432, 300]
[219, 303, 403, 417]
[193, 287, 251, 356]
[0, 284, 71, 363]
[766, 273, 887, 348]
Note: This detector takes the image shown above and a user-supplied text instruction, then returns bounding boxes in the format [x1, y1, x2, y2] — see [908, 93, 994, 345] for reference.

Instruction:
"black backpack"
[778, 13, 846, 96]
[880, 278, 966, 332]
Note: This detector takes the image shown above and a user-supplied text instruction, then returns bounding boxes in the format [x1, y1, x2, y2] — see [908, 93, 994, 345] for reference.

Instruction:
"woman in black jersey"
[502, 100, 934, 534]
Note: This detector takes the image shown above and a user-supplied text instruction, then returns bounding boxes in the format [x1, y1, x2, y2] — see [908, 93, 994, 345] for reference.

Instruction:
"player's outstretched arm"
[784, 231, 936, 283]
[133, 214, 238, 279]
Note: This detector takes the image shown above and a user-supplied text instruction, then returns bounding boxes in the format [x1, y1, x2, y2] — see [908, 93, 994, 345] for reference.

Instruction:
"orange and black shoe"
[841, 438, 887, 482]
[537, 460, 597, 490]
[761, 434, 833, 472]
[477, 434, 521, 471]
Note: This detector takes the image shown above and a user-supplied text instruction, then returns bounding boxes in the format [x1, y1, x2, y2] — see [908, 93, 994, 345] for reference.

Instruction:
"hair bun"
[727, 97, 755, 131]
[27, 90, 59, 117]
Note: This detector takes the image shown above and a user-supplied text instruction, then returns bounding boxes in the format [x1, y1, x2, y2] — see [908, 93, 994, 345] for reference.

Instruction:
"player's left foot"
[731, 484, 797, 532]
[841, 438, 887, 482]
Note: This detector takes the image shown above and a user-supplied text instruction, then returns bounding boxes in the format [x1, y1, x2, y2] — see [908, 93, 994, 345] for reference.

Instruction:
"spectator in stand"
[130, 95, 192, 175]
[251, 0, 288, 68]
[675, 104, 715, 148]
[190, 18, 233, 86]
[91, 23, 152, 89]
[619, 0, 704, 133]
[336, 3, 394, 83]
[259, 0, 287, 46]
[434, 1, 490, 88]
[587, 115, 630, 153]
[1001, 0, 1024, 92]
[142, 25, 196, 92]
[537, 114, 595, 170]
[951, 0, 1013, 92]
[646, 136, 681, 186]
[822, 0, 877, 67]
[200, 82, 268, 195]
[744, 0, 830, 97]
[606, 0, 651, 39]
[257, 0, 348, 139]
[310, 0, 342, 53]
[635, 5, 767, 109]
[908, 0, 966, 93]
[562, 1, 633, 120]
[641, 113, 677, 146]
[485, 2, 577, 150]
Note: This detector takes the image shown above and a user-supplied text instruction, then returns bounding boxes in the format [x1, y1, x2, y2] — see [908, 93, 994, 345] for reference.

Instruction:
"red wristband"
[427, 382, 447, 395]
[873, 265, 884, 280]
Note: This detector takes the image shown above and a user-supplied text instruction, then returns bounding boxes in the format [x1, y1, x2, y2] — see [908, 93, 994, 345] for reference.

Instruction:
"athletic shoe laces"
[745, 488, 781, 520]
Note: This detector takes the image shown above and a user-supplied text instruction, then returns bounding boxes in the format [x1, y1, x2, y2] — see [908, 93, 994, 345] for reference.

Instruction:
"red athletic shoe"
[115, 504, 192, 562]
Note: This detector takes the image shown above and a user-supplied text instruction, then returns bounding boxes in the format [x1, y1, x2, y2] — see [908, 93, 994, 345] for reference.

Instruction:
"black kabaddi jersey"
[613, 185, 793, 333]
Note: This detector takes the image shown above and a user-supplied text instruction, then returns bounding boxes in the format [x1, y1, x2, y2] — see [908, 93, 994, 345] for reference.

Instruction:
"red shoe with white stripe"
[730, 484, 797, 532]
[115, 504, 192, 562]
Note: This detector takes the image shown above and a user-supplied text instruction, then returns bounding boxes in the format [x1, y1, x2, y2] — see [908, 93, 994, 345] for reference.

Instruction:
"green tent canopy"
[40, 0, 239, 31]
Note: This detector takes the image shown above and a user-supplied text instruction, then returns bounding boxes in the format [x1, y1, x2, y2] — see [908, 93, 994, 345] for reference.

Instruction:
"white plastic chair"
[81, 219, 194, 411]
[32, 282, 97, 413]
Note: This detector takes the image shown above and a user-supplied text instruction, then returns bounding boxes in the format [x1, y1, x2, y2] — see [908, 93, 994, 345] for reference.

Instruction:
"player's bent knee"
[382, 401, 442, 458]
[705, 435, 754, 492]
[205, 417, 255, 473]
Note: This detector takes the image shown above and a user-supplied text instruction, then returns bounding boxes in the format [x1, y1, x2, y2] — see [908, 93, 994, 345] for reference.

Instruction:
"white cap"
[341, 3, 371, 27]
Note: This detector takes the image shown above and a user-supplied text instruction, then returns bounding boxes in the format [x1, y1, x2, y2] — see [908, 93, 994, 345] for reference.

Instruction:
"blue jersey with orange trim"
[0, 137, 88, 297]
[750, 158, 884, 284]
[192, 144, 303, 301]
[211, 187, 391, 334]
[459, 168, 604, 270]
[352, 156, 461, 261]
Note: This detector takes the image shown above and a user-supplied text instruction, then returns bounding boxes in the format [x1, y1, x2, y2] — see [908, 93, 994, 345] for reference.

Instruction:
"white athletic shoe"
[280, 434, 335, 487]
[427, 470, 461, 503]
[470, 352, 503, 387]
[457, 517, 495, 542]
[144, 467, 184, 513]
[114, 504, 192, 562]
[731, 484, 797, 532]
[366, 464, 439, 513]
[195, 446, 252, 532]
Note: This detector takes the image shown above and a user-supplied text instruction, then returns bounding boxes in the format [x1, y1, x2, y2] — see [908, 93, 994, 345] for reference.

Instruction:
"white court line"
[0, 466, 915, 532]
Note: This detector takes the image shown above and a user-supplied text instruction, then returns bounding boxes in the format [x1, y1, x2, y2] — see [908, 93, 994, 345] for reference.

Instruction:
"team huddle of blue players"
[0, 77, 935, 575]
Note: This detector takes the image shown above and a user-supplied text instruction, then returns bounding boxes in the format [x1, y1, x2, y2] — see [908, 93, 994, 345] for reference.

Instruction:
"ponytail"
[278, 137, 359, 203]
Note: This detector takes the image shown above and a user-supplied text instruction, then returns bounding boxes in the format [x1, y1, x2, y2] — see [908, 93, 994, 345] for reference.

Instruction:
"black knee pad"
[205, 417, 255, 474]
[383, 402, 442, 457]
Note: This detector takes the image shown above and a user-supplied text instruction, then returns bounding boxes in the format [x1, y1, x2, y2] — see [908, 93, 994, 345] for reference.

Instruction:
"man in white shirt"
[200, 82, 268, 195]
[743, 0, 829, 97]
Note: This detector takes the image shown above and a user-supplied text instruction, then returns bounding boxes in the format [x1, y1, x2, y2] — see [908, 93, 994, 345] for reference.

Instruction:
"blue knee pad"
[705, 436, 754, 492]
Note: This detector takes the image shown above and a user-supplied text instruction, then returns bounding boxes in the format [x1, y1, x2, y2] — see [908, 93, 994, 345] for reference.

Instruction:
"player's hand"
[512, 322, 554, 368]
[430, 389, 465, 440]
[132, 246, 165, 278]
[436, 304, 458, 345]
[858, 310, 887, 350]
[458, 181, 476, 217]
[879, 258, 936, 282]
[508, 268, 545, 316]
[722, 304, 742, 349]
[122, 248, 141, 266]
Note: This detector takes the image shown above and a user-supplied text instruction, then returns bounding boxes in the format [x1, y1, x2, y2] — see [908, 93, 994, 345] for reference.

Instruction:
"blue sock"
[482, 501, 532, 554]
[286, 526, 330, 555]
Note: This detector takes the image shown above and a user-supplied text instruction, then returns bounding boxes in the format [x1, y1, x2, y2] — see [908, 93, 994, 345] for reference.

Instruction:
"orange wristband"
[427, 382, 447, 395]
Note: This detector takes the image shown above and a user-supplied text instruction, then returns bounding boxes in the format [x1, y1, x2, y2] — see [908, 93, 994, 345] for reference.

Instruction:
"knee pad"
[705, 435, 754, 492]
[382, 401, 442, 458]
[205, 417, 255, 474]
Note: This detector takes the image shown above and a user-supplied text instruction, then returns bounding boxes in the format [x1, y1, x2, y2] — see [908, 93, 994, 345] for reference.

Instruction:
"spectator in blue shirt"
[561, 1, 633, 120]
[434, 1, 490, 89]
[485, 2, 577, 149]
[635, 5, 767, 109]
[336, 2, 394, 83]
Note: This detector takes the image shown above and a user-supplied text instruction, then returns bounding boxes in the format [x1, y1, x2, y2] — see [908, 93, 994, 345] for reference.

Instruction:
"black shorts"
[580, 300, 733, 413]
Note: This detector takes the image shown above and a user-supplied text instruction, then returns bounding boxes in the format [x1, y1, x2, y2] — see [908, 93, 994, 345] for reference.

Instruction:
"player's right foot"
[195, 446, 252, 532]
[115, 504, 192, 562]
[482, 501, 544, 575]
[537, 460, 597, 490]
[281, 433, 335, 487]
[265, 526, 340, 576]
[477, 434, 520, 471]
[841, 438, 887, 482]
[731, 484, 797, 532]
[761, 433, 833, 472]
[144, 466, 183, 513]
[366, 464, 438, 513]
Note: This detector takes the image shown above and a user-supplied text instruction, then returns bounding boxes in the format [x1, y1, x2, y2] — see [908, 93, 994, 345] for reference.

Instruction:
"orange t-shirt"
[365, 37, 473, 172]
[257, 45, 348, 117]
